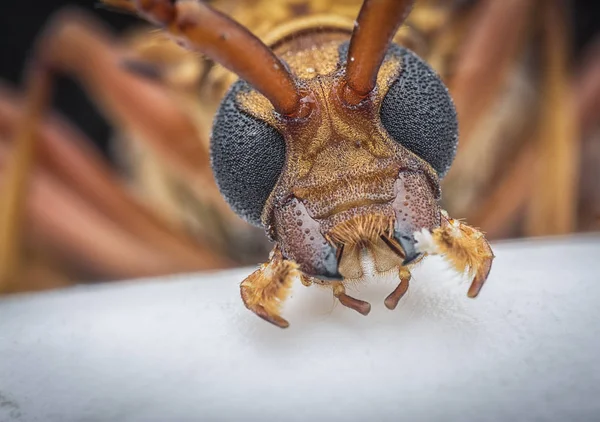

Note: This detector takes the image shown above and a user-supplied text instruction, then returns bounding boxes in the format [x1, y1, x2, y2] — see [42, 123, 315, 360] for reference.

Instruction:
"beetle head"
[211, 37, 457, 280]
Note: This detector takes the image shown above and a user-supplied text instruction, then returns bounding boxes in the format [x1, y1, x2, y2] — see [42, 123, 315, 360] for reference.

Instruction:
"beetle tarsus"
[240, 246, 298, 328]
[414, 211, 495, 298]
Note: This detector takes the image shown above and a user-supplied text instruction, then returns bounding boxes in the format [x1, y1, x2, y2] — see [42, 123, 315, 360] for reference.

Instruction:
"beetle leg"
[414, 211, 494, 298]
[384, 266, 411, 310]
[299, 275, 371, 316]
[240, 247, 299, 329]
[331, 282, 371, 316]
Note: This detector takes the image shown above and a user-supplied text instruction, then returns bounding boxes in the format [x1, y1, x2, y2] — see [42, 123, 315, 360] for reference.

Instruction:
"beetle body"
[1, 0, 494, 325]
[107, 0, 494, 327]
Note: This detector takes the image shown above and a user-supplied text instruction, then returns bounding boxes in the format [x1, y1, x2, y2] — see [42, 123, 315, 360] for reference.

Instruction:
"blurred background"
[0, 0, 599, 294]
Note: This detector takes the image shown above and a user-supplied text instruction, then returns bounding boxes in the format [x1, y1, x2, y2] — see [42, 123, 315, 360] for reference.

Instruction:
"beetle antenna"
[343, 0, 415, 105]
[103, 0, 303, 116]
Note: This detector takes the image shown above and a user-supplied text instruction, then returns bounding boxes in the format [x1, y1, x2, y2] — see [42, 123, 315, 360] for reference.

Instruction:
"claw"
[467, 248, 494, 298]
[244, 302, 290, 329]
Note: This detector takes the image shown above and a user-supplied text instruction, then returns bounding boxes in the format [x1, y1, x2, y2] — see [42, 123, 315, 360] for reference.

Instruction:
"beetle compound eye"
[380, 45, 458, 178]
[211, 80, 286, 227]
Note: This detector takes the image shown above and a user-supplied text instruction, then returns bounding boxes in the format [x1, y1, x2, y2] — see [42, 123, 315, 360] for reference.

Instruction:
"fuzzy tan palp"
[240, 248, 299, 328]
[414, 213, 494, 297]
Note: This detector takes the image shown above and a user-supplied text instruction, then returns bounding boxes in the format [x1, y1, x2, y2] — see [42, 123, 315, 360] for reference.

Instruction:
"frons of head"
[103, 0, 414, 116]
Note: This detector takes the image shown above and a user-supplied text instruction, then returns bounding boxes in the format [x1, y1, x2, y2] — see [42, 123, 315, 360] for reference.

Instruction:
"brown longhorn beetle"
[2, 0, 495, 328]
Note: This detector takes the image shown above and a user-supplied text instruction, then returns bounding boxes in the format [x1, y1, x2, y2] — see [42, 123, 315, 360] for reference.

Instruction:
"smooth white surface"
[1, 236, 600, 422]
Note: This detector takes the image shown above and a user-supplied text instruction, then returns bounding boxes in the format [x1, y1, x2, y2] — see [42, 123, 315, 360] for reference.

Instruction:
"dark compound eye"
[210, 80, 286, 227]
[379, 45, 458, 178]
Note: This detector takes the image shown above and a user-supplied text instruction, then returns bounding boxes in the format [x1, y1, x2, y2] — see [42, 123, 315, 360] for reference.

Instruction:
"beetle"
[0, 0, 494, 327]
[111, 0, 494, 327]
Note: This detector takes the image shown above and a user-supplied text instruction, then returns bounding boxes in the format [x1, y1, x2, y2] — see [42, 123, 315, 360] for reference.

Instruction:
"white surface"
[1, 235, 600, 422]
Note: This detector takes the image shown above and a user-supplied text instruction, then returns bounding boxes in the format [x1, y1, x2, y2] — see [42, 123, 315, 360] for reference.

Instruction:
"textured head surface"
[211, 32, 453, 279]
